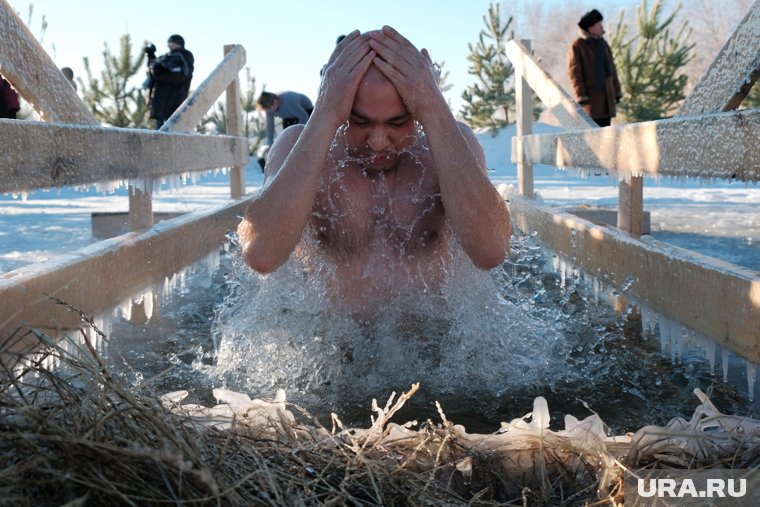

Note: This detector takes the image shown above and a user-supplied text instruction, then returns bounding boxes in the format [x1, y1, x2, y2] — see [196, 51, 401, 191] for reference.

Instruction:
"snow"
[0, 123, 758, 274]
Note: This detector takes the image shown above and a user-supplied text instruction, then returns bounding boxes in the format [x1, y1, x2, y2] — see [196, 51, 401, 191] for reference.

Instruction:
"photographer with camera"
[143, 34, 194, 129]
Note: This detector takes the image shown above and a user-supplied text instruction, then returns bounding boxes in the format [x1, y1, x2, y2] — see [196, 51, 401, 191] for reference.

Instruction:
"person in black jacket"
[144, 34, 194, 129]
[0, 75, 20, 119]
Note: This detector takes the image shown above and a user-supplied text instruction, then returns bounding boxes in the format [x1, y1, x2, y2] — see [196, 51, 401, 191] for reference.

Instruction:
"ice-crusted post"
[515, 39, 534, 198]
[128, 180, 154, 231]
[616, 176, 644, 237]
[224, 44, 245, 199]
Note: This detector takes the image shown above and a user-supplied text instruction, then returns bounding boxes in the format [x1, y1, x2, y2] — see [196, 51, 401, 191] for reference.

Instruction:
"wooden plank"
[0, 194, 257, 345]
[0, 121, 249, 193]
[677, 0, 760, 116]
[160, 44, 246, 133]
[515, 40, 534, 198]
[515, 108, 760, 182]
[617, 176, 644, 237]
[224, 45, 246, 199]
[505, 39, 597, 131]
[0, 0, 97, 124]
[509, 197, 760, 364]
[128, 184, 154, 230]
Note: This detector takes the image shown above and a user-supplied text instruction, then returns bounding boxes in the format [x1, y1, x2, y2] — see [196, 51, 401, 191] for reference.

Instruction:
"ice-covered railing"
[0, 0, 254, 352]
[546, 246, 760, 400]
[504, 2, 760, 368]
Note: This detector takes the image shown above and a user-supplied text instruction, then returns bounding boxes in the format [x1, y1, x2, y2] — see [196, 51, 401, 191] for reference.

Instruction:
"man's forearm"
[420, 105, 511, 269]
[240, 110, 341, 273]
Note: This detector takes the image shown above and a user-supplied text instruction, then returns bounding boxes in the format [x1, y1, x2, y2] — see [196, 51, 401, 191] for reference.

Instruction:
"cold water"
[102, 233, 760, 435]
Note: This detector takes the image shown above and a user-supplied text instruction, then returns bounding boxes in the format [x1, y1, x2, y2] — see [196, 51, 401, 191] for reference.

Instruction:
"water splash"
[209, 240, 569, 426]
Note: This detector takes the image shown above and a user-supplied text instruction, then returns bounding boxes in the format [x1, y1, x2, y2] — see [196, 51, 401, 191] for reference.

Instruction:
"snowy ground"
[1, 123, 758, 274]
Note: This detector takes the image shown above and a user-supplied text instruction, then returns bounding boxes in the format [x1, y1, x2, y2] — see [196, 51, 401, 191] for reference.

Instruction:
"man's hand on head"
[316, 30, 375, 129]
[368, 26, 446, 122]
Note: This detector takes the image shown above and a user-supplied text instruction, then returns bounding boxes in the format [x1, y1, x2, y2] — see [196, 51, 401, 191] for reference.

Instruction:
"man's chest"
[311, 166, 445, 255]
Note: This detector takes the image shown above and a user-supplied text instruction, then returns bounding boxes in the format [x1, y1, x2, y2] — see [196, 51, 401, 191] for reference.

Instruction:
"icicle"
[695, 331, 717, 375]
[163, 274, 175, 302]
[118, 297, 133, 321]
[654, 315, 682, 363]
[747, 361, 757, 401]
[655, 316, 667, 354]
[551, 255, 560, 274]
[673, 323, 683, 364]
[142, 289, 154, 321]
[592, 275, 600, 305]
[206, 248, 220, 278]
[723, 349, 730, 383]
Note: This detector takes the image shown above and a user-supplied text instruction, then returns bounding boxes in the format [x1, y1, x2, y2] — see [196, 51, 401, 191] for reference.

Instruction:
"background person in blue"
[257, 91, 314, 147]
[144, 34, 194, 129]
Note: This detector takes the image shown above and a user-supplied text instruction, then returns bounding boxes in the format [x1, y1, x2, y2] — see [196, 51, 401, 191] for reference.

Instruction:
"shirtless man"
[237, 26, 511, 315]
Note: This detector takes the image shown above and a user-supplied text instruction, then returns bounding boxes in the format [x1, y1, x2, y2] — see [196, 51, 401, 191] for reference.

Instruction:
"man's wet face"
[345, 71, 415, 171]
[346, 112, 414, 171]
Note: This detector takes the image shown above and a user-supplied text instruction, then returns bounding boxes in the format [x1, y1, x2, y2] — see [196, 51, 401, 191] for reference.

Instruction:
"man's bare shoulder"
[454, 121, 487, 170]
[264, 125, 306, 179]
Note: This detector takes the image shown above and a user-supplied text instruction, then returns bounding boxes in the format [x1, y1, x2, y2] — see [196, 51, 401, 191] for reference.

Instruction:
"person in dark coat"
[567, 9, 622, 127]
[144, 34, 194, 129]
[0, 75, 20, 119]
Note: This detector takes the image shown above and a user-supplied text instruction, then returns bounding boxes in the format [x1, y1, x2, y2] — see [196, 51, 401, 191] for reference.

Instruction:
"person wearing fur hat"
[567, 9, 621, 127]
[143, 34, 194, 129]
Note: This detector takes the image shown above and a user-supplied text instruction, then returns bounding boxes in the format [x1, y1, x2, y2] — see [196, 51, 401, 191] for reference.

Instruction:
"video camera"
[144, 42, 157, 58]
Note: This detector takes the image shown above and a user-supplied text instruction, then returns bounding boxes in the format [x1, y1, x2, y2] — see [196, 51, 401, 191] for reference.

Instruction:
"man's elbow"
[472, 241, 510, 270]
[241, 245, 282, 274]
[471, 223, 512, 270]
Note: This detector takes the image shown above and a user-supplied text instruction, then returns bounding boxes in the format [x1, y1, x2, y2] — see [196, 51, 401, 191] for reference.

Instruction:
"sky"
[7, 0, 499, 114]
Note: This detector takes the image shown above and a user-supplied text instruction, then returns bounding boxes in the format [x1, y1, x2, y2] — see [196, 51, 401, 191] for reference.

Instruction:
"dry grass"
[3, 314, 760, 506]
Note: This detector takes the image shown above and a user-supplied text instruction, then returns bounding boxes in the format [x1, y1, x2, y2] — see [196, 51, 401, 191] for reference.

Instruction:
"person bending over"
[257, 90, 314, 146]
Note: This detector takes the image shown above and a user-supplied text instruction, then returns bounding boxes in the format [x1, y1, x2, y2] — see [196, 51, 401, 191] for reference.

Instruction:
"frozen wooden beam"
[505, 39, 596, 131]
[0, 121, 249, 193]
[509, 197, 760, 365]
[0, 195, 256, 348]
[514, 108, 760, 182]
[223, 44, 246, 199]
[160, 44, 246, 133]
[677, 0, 760, 115]
[0, 0, 97, 124]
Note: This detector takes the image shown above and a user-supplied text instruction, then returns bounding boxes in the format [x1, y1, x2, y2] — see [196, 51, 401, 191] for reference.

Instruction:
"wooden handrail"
[513, 108, 760, 182]
[505, 39, 596, 131]
[0, 194, 257, 347]
[509, 198, 760, 365]
[677, 0, 760, 115]
[0, 0, 96, 124]
[160, 44, 246, 134]
[0, 121, 248, 194]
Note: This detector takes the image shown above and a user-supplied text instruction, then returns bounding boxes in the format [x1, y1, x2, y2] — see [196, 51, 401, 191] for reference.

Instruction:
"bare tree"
[675, 0, 753, 90]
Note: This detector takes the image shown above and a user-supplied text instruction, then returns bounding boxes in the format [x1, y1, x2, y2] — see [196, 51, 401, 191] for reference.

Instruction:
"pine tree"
[460, 2, 515, 131]
[79, 34, 150, 128]
[199, 68, 267, 155]
[742, 83, 760, 109]
[609, 0, 694, 122]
